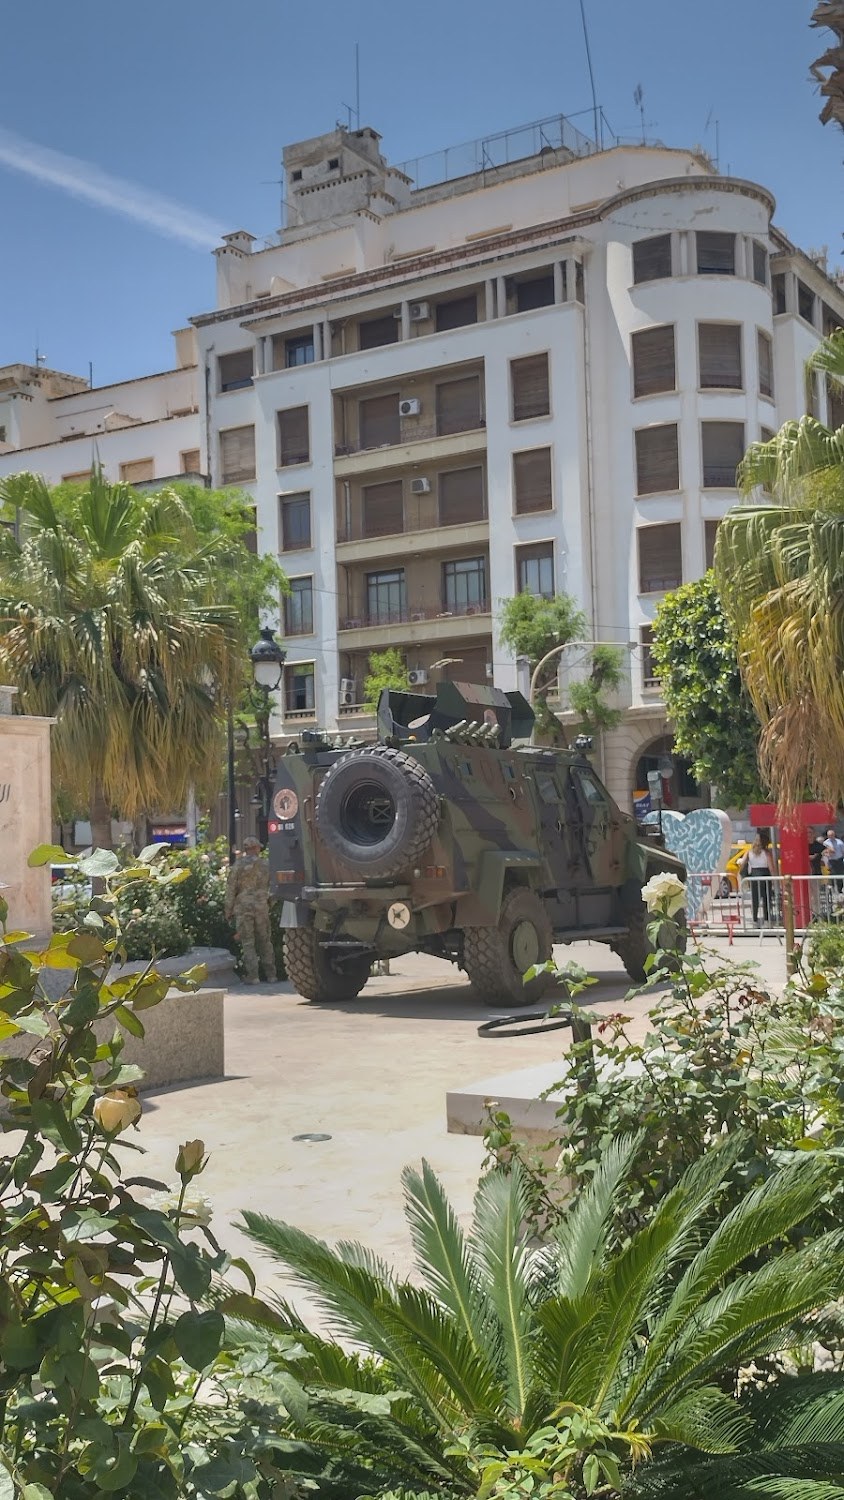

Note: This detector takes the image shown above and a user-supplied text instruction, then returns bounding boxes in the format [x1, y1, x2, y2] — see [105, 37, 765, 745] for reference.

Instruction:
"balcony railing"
[337, 506, 487, 543]
[339, 598, 491, 630]
[702, 465, 738, 488]
[335, 414, 485, 457]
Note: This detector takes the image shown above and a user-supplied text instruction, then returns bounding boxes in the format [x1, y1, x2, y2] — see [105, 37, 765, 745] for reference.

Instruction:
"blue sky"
[0, 0, 839, 385]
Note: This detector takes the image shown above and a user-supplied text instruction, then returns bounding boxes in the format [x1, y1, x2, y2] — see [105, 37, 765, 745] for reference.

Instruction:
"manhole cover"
[292, 1133, 332, 1143]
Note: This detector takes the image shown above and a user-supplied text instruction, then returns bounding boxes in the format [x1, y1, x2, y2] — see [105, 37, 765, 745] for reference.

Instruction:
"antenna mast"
[578, 0, 600, 149]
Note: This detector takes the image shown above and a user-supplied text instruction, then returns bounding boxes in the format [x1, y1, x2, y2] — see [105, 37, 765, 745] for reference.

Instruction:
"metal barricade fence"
[684, 872, 844, 936]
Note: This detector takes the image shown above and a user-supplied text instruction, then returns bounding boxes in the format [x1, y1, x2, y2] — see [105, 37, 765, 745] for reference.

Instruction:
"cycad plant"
[237, 1140, 844, 1498]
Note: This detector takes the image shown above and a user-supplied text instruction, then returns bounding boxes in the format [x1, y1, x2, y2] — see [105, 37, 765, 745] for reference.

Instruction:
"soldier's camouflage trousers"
[235, 906, 277, 983]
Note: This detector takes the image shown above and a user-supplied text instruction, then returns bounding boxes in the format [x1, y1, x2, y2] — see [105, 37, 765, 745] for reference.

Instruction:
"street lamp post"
[248, 626, 287, 849]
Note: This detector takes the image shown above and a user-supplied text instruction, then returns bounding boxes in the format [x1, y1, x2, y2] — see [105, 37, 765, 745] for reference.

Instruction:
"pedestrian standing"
[808, 828, 826, 877]
[224, 836, 277, 984]
[739, 835, 776, 925]
[824, 828, 844, 894]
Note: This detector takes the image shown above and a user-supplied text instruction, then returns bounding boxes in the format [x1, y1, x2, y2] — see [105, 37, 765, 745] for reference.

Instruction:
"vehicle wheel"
[463, 888, 553, 1007]
[315, 745, 439, 880]
[613, 903, 687, 983]
[284, 927, 371, 1004]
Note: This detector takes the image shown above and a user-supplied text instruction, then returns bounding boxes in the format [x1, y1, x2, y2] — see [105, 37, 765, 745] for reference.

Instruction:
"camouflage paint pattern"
[225, 854, 277, 982]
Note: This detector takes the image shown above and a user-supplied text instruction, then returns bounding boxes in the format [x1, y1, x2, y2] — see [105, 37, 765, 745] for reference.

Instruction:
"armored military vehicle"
[268, 682, 685, 1006]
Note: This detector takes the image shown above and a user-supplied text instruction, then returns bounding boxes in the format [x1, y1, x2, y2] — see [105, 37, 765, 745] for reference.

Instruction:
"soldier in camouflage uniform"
[224, 836, 277, 984]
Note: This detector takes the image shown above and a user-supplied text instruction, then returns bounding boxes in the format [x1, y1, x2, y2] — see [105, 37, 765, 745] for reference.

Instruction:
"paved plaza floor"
[133, 931, 791, 1308]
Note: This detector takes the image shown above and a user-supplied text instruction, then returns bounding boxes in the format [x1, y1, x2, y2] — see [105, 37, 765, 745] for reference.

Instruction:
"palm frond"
[402, 1160, 491, 1360]
[649, 1385, 751, 1453]
[554, 1130, 643, 1298]
[382, 1281, 510, 1427]
[470, 1165, 533, 1417]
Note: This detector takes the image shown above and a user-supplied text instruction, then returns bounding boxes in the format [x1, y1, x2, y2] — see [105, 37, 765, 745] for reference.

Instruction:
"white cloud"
[0, 127, 225, 251]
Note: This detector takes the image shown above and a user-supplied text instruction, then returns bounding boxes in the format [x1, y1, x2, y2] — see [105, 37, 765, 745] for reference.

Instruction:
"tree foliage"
[498, 592, 623, 744]
[651, 573, 764, 807]
[363, 648, 411, 709]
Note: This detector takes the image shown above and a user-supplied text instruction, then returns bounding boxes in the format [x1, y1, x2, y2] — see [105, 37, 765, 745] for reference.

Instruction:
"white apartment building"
[0, 327, 202, 490]
[190, 116, 844, 810]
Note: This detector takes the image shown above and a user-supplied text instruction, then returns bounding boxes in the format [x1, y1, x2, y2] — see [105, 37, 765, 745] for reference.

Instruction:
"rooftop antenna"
[704, 107, 721, 170]
[341, 42, 361, 132]
[633, 84, 646, 143]
[578, 0, 601, 149]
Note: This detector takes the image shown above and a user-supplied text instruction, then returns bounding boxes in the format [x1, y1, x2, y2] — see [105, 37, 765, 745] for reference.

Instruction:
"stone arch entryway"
[634, 733, 708, 813]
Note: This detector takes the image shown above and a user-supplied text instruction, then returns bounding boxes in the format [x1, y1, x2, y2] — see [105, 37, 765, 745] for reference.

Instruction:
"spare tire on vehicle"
[315, 745, 439, 879]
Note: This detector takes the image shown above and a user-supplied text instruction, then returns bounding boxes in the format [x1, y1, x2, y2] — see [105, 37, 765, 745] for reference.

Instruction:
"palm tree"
[235, 1141, 844, 1497]
[812, 2, 844, 129]
[0, 469, 242, 846]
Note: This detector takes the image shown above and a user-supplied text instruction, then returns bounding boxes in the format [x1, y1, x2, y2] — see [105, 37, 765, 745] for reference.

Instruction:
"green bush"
[119, 889, 192, 959]
[806, 918, 844, 971]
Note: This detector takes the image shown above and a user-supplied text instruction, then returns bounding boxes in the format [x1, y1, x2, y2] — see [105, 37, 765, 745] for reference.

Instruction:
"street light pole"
[226, 703, 237, 864]
[528, 639, 635, 744]
[248, 625, 287, 849]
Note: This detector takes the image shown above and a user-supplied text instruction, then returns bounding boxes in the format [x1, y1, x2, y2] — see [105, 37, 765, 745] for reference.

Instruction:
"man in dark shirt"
[808, 829, 825, 877]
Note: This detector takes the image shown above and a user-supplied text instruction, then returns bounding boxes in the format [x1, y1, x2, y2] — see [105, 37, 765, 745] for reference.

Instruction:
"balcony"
[333, 416, 487, 476]
[337, 516, 488, 563]
[338, 598, 492, 651]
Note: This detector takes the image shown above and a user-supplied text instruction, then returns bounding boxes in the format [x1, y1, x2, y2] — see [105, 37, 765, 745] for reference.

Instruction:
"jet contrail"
[0, 127, 226, 251]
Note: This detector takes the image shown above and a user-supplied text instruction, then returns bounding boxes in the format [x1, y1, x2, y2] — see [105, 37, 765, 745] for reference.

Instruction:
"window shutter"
[635, 425, 679, 495]
[363, 480, 404, 538]
[632, 235, 671, 283]
[698, 324, 743, 388]
[435, 295, 478, 331]
[752, 241, 768, 285]
[180, 449, 201, 473]
[278, 406, 310, 465]
[511, 354, 550, 420]
[359, 314, 399, 350]
[439, 467, 485, 525]
[220, 426, 256, 484]
[119, 459, 154, 484]
[632, 327, 675, 397]
[757, 331, 774, 399]
[435, 375, 482, 435]
[218, 349, 253, 391]
[704, 520, 720, 570]
[697, 232, 735, 275]
[515, 274, 555, 312]
[359, 393, 400, 448]
[513, 448, 553, 513]
[701, 422, 745, 488]
[638, 523, 682, 594]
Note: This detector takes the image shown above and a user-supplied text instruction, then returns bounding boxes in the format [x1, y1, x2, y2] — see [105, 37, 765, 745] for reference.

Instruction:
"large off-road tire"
[463, 888, 553, 1007]
[284, 926, 371, 1004]
[315, 745, 439, 880]
[613, 904, 687, 983]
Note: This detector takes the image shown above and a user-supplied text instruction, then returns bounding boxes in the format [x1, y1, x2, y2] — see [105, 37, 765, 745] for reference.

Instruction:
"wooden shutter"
[638, 523, 682, 593]
[698, 324, 742, 388]
[439, 467, 484, 525]
[359, 393, 400, 448]
[635, 425, 679, 495]
[511, 354, 550, 420]
[119, 458, 154, 484]
[435, 295, 478, 331]
[632, 235, 671, 283]
[220, 426, 255, 484]
[632, 327, 675, 397]
[362, 480, 404, 538]
[697, 231, 735, 274]
[436, 375, 482, 435]
[218, 349, 253, 390]
[180, 449, 200, 473]
[701, 422, 745, 487]
[513, 448, 553, 513]
[757, 331, 774, 398]
[278, 406, 309, 465]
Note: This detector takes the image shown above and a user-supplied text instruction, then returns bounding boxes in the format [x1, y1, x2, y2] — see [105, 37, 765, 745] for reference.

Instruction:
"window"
[362, 480, 404, 538]
[285, 334, 315, 368]
[119, 459, 154, 484]
[284, 577, 314, 636]
[704, 519, 721, 570]
[701, 421, 745, 488]
[760, 425, 775, 444]
[798, 280, 816, 325]
[366, 568, 406, 625]
[515, 273, 555, 312]
[277, 405, 309, 466]
[218, 350, 253, 392]
[511, 353, 550, 420]
[435, 374, 482, 435]
[828, 376, 844, 432]
[442, 556, 487, 613]
[516, 541, 554, 598]
[359, 392, 400, 448]
[438, 466, 485, 525]
[285, 663, 315, 713]
[632, 326, 675, 397]
[638, 523, 682, 594]
[180, 448, 201, 473]
[640, 626, 660, 690]
[359, 313, 399, 350]
[757, 330, 774, 399]
[632, 234, 672, 284]
[61, 470, 90, 483]
[823, 303, 844, 336]
[696, 231, 735, 275]
[807, 371, 821, 419]
[575, 262, 585, 305]
[291, 169, 302, 182]
[327, 157, 339, 170]
[752, 241, 769, 285]
[635, 424, 680, 495]
[513, 447, 553, 514]
[0, 426, 6, 443]
[773, 273, 787, 315]
[435, 294, 478, 331]
[698, 323, 743, 389]
[280, 493, 311, 551]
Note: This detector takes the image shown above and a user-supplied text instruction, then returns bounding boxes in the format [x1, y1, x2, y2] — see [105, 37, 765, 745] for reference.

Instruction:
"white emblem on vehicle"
[387, 901, 411, 930]
[273, 788, 299, 820]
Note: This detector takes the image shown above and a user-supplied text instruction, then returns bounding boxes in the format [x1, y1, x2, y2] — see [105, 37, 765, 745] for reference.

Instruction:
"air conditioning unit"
[410, 477, 431, 494]
[407, 668, 429, 687]
[399, 397, 421, 417]
[485, 662, 494, 680]
[392, 307, 404, 320]
[339, 677, 357, 705]
[409, 301, 430, 321]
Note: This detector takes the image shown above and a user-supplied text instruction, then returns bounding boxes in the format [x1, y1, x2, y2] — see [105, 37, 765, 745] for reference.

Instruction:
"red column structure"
[749, 802, 835, 927]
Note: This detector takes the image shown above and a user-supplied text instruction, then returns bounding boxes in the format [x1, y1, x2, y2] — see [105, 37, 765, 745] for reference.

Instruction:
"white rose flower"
[641, 871, 686, 917]
[143, 1186, 213, 1227]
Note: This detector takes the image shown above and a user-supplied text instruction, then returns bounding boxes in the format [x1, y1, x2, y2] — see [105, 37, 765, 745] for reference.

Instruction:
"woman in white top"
[740, 835, 776, 925]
